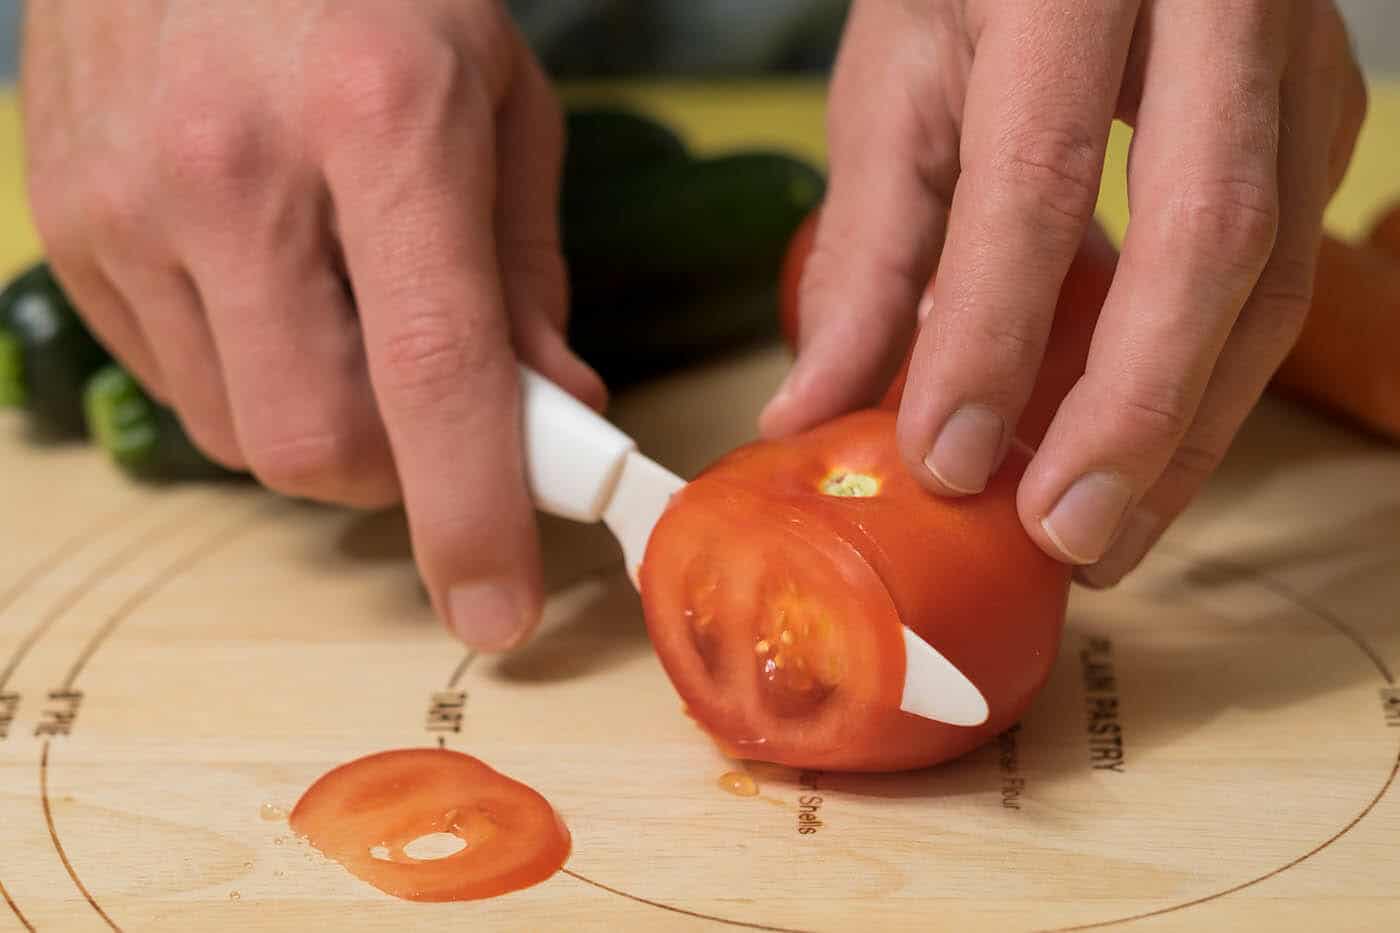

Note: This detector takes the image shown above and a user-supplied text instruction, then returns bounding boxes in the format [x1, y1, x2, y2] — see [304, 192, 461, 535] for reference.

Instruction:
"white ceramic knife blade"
[517, 366, 685, 581]
[517, 364, 988, 728]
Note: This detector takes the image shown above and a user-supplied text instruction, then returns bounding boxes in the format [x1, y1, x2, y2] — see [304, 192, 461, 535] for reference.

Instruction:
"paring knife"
[517, 365, 990, 728]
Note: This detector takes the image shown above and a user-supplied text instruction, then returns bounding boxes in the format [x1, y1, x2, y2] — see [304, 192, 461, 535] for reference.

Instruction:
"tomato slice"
[641, 410, 1071, 772]
[290, 748, 570, 902]
[643, 483, 906, 765]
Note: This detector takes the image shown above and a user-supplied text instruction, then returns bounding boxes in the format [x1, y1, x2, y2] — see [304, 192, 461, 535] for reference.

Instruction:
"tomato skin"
[640, 409, 1071, 772]
[1369, 201, 1400, 259]
[778, 208, 1118, 447]
[1011, 221, 1117, 445]
[672, 208, 1111, 771]
[778, 208, 818, 348]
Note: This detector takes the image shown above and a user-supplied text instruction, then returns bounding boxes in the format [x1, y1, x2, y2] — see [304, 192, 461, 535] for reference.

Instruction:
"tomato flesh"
[753, 581, 844, 717]
[645, 483, 907, 764]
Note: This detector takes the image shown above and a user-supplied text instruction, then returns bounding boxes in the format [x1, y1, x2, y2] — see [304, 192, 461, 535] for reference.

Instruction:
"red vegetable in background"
[778, 207, 1118, 446]
[1273, 228, 1400, 440]
[1368, 201, 1400, 258]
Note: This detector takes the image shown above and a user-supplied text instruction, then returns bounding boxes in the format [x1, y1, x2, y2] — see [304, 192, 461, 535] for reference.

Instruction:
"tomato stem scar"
[820, 470, 879, 497]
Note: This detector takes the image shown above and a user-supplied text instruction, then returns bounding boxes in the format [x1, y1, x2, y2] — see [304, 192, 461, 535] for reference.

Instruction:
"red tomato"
[289, 748, 571, 901]
[778, 208, 818, 348]
[778, 207, 1119, 447]
[1011, 220, 1117, 445]
[640, 409, 1072, 772]
[1369, 201, 1400, 260]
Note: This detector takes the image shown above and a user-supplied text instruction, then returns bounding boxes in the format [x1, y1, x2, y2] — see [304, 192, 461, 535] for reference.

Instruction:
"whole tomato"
[777, 208, 818, 349]
[638, 211, 1119, 773]
[639, 409, 1071, 772]
[1368, 200, 1400, 259]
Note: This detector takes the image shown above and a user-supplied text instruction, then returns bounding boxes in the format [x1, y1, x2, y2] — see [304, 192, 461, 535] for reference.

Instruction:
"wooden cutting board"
[3, 79, 1400, 932]
[2, 344, 1398, 932]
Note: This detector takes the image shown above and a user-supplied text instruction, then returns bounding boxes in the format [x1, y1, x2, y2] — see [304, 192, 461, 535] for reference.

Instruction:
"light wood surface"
[1, 342, 1398, 932]
[2, 78, 1400, 932]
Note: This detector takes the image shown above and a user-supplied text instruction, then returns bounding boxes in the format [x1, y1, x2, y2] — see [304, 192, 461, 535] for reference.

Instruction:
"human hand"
[21, 0, 606, 647]
[762, 0, 1366, 587]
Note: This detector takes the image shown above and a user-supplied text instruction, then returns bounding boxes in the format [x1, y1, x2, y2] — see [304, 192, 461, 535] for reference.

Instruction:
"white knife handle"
[518, 365, 635, 523]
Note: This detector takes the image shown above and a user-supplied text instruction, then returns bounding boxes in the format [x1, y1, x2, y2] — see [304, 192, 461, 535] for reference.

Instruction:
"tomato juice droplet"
[718, 771, 758, 797]
[289, 748, 570, 902]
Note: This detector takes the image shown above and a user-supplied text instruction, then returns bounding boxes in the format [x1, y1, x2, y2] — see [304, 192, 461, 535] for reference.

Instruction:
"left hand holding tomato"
[762, 0, 1367, 588]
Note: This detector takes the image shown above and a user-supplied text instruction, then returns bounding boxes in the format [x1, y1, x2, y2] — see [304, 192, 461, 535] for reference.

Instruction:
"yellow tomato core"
[820, 470, 879, 497]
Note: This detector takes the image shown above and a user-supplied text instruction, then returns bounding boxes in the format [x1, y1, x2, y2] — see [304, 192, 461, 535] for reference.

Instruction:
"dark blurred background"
[0, 1, 850, 81]
[507, 0, 849, 76]
[1, 1, 1395, 82]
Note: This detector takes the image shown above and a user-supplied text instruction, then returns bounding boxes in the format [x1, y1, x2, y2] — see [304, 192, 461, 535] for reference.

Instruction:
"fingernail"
[1075, 507, 1160, 589]
[1040, 472, 1134, 565]
[767, 378, 794, 412]
[449, 579, 524, 651]
[917, 294, 935, 324]
[923, 406, 1005, 494]
[759, 372, 799, 430]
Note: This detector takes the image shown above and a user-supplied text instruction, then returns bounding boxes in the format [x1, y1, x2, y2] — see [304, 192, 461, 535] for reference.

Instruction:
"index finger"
[315, 30, 542, 650]
[896, 1, 1138, 496]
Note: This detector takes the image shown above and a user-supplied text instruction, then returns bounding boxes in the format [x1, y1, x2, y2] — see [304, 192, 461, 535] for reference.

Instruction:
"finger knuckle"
[969, 313, 1041, 368]
[378, 310, 482, 409]
[798, 236, 928, 328]
[157, 108, 264, 190]
[1165, 439, 1224, 487]
[1171, 176, 1279, 271]
[1240, 261, 1315, 347]
[245, 429, 358, 498]
[987, 122, 1102, 231]
[900, 81, 961, 204]
[182, 415, 245, 472]
[1116, 382, 1195, 443]
[86, 166, 146, 236]
[311, 23, 460, 137]
[1256, 253, 1315, 311]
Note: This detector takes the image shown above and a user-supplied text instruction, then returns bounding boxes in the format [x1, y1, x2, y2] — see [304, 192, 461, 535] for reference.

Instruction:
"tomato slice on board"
[640, 410, 1071, 773]
[289, 748, 571, 902]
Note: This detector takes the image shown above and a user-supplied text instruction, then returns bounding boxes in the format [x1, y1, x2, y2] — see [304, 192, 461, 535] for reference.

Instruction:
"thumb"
[759, 0, 957, 438]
